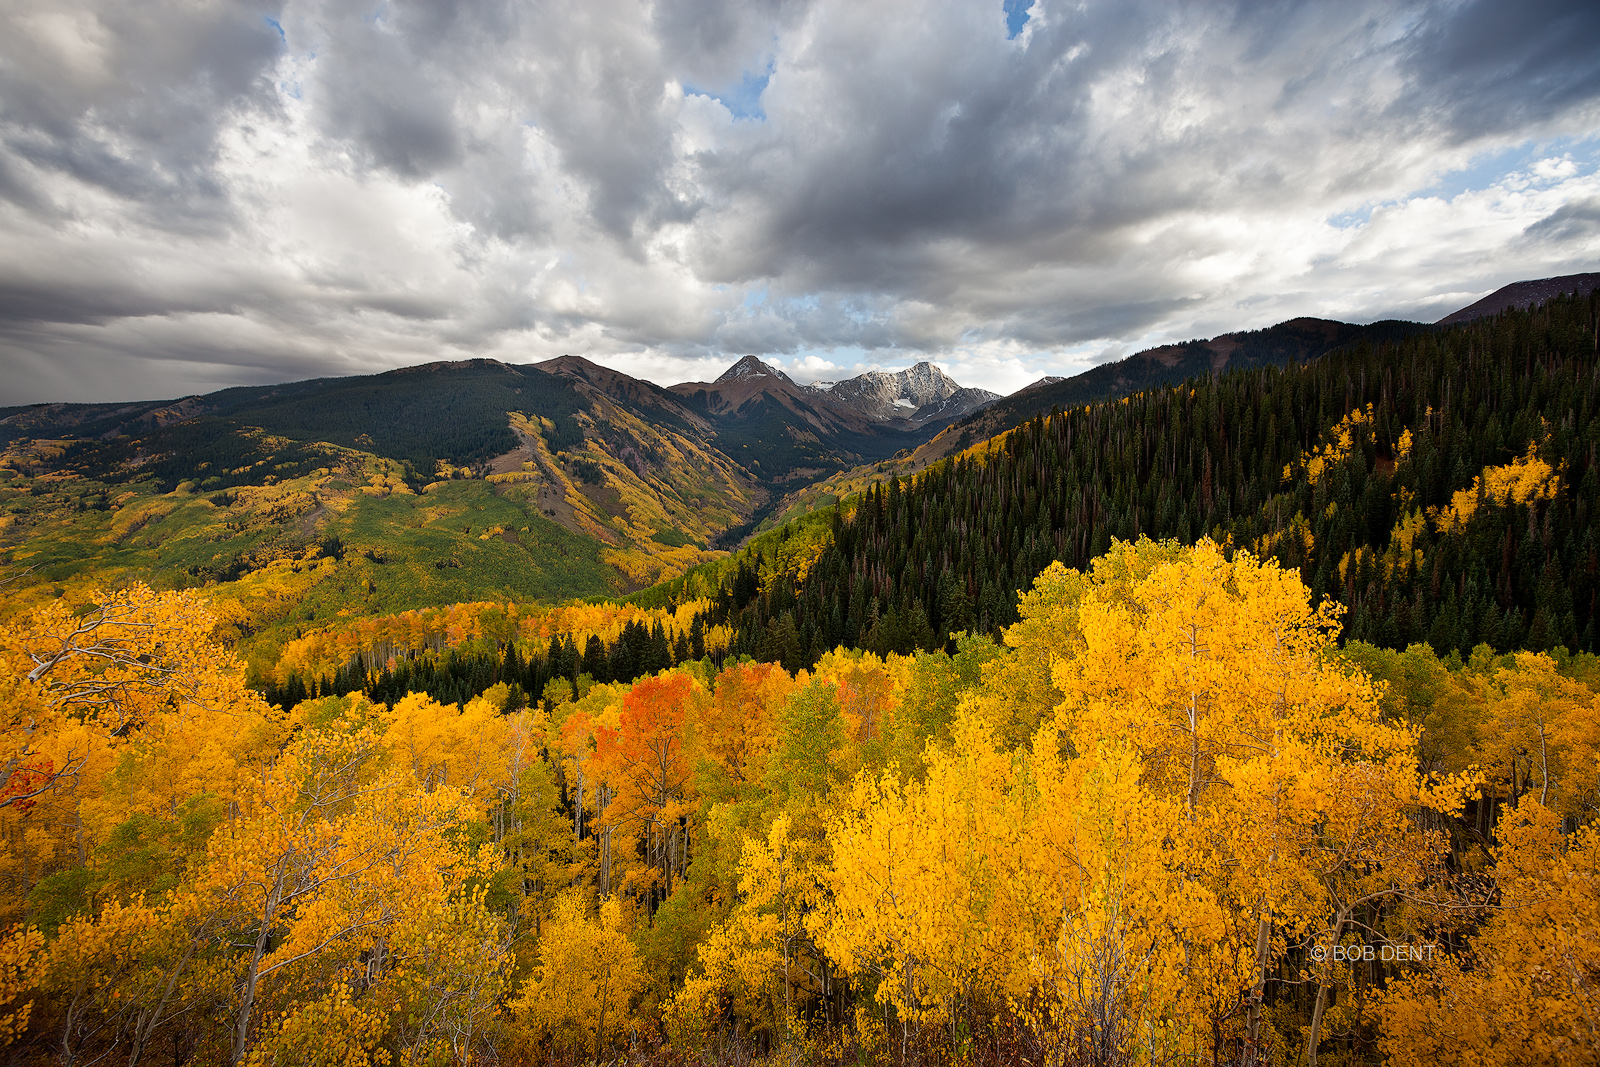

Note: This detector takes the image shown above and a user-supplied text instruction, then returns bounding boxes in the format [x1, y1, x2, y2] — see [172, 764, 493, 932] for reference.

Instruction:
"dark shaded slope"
[1438, 272, 1600, 325]
[933, 317, 1433, 460]
[54, 360, 588, 491]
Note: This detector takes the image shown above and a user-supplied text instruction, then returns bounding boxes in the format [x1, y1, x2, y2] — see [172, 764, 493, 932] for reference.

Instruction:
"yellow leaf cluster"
[1285, 404, 1377, 486]
[1432, 440, 1562, 534]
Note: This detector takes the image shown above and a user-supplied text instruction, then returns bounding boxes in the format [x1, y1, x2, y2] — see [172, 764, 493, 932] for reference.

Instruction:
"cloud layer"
[2, 0, 1599, 403]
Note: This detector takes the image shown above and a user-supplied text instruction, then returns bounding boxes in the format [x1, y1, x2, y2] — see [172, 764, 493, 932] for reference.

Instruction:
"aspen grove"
[1, 536, 1596, 1066]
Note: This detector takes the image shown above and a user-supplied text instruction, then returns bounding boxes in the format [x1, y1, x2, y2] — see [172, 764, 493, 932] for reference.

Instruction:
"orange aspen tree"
[594, 673, 705, 907]
[698, 660, 794, 790]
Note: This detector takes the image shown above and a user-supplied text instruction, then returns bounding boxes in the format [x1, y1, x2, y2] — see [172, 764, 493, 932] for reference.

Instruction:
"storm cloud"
[1, 0, 1599, 403]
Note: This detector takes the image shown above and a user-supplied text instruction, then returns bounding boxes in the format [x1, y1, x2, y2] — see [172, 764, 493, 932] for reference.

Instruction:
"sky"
[1, 0, 1599, 405]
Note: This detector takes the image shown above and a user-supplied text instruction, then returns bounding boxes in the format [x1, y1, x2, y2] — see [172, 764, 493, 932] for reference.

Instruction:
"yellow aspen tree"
[386, 886, 516, 1066]
[39, 898, 219, 1067]
[1011, 734, 1194, 1067]
[1049, 539, 1433, 1063]
[0, 584, 277, 920]
[814, 713, 1023, 1047]
[1377, 798, 1600, 1067]
[0, 924, 41, 1048]
[383, 688, 513, 801]
[669, 813, 821, 1046]
[511, 890, 644, 1059]
[1471, 651, 1600, 816]
[179, 717, 474, 1067]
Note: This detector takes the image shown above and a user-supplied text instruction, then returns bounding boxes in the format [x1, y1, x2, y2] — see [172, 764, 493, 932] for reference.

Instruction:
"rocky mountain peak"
[717, 355, 793, 384]
[822, 361, 959, 409]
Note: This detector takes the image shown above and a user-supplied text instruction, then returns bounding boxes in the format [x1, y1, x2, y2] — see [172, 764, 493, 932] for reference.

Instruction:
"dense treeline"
[702, 290, 1600, 667]
[952, 316, 1434, 447]
[264, 615, 711, 712]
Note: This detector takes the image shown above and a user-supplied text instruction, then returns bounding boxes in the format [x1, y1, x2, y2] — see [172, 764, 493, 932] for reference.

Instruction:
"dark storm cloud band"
[0, 0, 1597, 403]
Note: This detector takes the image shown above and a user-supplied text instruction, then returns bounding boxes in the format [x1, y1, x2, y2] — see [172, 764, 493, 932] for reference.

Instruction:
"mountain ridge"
[1437, 271, 1600, 325]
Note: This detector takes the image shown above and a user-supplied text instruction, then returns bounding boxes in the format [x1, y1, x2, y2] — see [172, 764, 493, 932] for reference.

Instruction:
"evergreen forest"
[687, 290, 1600, 669]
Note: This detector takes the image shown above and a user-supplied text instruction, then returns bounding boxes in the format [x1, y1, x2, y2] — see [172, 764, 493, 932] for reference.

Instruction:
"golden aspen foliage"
[669, 814, 822, 1047]
[178, 716, 480, 1067]
[13, 583, 268, 740]
[812, 649, 899, 753]
[1, 583, 279, 924]
[1284, 404, 1378, 487]
[382, 885, 516, 1066]
[511, 891, 644, 1057]
[240, 983, 391, 1067]
[1042, 539, 1442, 1062]
[383, 688, 513, 800]
[1013, 738, 1193, 1066]
[1431, 439, 1562, 535]
[1377, 798, 1600, 1067]
[0, 924, 41, 1048]
[958, 556, 1115, 753]
[815, 713, 1023, 1030]
[698, 660, 795, 790]
[1468, 651, 1600, 816]
[35, 898, 207, 1067]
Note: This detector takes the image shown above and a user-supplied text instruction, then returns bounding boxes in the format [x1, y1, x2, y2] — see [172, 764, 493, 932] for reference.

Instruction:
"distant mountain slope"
[1, 359, 588, 475]
[758, 316, 1435, 531]
[666, 357, 927, 485]
[659, 356, 1000, 488]
[0, 359, 759, 622]
[1438, 272, 1600, 325]
[646, 288, 1600, 669]
[536, 354, 711, 435]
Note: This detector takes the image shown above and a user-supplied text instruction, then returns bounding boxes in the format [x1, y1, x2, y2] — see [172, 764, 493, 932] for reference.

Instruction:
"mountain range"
[1, 271, 1595, 646]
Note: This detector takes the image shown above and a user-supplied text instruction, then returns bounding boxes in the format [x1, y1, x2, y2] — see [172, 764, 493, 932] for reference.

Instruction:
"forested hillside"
[3, 541, 1594, 1066]
[687, 290, 1600, 667]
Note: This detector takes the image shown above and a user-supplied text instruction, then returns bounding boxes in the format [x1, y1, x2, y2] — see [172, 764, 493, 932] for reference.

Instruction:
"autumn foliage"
[1, 541, 1598, 1065]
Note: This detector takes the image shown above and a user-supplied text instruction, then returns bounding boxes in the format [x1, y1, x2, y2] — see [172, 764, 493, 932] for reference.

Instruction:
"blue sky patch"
[1327, 135, 1600, 231]
[1003, 0, 1032, 39]
[685, 66, 772, 121]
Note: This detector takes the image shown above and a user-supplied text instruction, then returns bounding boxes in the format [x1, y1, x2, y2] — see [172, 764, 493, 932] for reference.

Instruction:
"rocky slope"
[806, 361, 999, 424]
